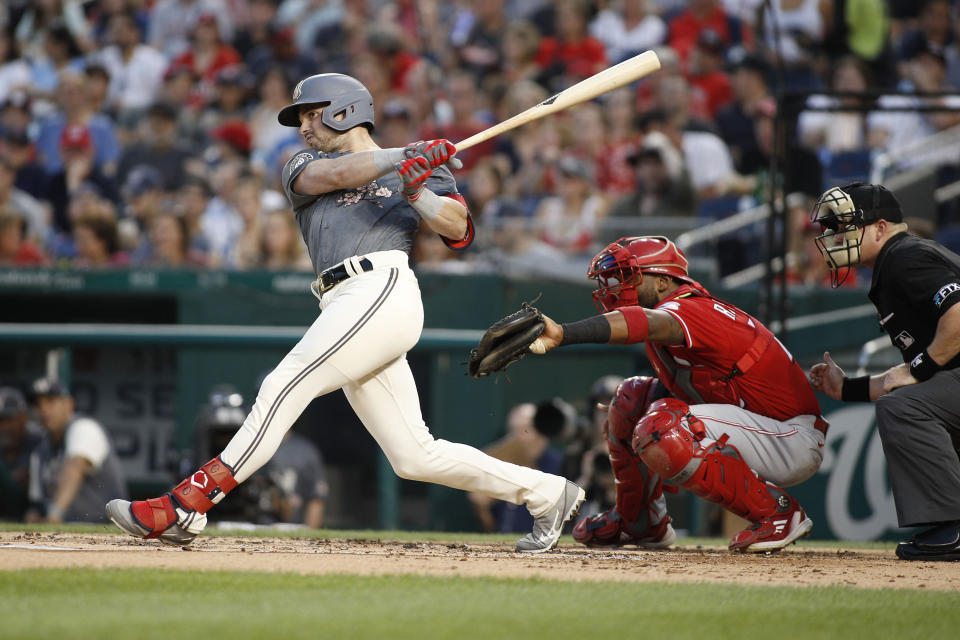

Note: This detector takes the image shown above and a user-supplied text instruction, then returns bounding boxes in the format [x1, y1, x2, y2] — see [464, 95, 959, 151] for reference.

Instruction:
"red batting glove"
[395, 156, 432, 202]
[404, 139, 462, 170]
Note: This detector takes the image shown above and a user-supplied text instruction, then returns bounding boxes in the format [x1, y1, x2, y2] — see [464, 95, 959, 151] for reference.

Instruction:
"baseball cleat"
[106, 497, 202, 546]
[728, 499, 813, 553]
[572, 509, 676, 549]
[515, 480, 586, 553]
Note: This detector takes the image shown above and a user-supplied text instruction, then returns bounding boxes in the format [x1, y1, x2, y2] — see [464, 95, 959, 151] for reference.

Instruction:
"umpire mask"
[811, 183, 903, 287]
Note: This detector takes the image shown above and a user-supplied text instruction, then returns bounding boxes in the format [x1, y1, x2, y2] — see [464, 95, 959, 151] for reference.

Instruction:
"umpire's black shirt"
[869, 231, 960, 370]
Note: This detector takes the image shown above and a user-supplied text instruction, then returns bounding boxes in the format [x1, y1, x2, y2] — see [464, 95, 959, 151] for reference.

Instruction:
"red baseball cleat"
[728, 497, 813, 553]
[572, 508, 676, 549]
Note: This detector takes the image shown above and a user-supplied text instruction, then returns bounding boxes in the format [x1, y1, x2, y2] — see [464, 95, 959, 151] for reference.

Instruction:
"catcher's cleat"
[728, 498, 813, 553]
[894, 521, 960, 562]
[572, 508, 676, 549]
[515, 480, 586, 553]
[105, 496, 204, 546]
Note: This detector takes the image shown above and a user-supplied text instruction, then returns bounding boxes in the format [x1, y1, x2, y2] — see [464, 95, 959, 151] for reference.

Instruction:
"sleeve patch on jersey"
[291, 152, 315, 170]
[934, 283, 960, 308]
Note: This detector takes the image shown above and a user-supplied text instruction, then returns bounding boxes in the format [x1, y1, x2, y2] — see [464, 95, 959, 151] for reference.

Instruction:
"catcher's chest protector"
[632, 399, 791, 523]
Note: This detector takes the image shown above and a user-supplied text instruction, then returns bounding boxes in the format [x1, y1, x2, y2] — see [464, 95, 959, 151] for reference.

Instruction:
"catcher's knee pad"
[607, 376, 663, 442]
[631, 398, 704, 479]
[171, 456, 238, 514]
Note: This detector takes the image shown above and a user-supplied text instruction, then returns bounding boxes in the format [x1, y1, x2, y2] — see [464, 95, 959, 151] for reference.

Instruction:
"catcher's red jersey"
[625, 285, 821, 420]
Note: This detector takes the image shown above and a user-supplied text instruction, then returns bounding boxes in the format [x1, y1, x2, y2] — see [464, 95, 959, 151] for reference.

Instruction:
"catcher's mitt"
[468, 303, 545, 378]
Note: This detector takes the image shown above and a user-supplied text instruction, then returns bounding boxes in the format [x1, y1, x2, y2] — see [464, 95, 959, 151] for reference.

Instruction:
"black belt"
[317, 258, 373, 294]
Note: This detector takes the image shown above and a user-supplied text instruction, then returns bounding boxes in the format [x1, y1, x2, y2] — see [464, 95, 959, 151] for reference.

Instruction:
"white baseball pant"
[219, 250, 566, 517]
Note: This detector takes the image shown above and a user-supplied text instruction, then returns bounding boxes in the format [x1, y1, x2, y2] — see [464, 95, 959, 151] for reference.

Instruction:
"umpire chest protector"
[869, 232, 960, 370]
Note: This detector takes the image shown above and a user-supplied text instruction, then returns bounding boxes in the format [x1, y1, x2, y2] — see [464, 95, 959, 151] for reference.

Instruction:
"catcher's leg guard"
[128, 457, 238, 537]
[632, 399, 811, 552]
[573, 377, 674, 548]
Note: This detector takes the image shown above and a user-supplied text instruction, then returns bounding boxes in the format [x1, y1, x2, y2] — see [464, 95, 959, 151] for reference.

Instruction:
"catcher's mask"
[811, 182, 902, 287]
[587, 236, 693, 312]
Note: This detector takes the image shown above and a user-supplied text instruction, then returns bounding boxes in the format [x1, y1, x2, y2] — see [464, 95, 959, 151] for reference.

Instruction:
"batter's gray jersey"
[281, 149, 460, 274]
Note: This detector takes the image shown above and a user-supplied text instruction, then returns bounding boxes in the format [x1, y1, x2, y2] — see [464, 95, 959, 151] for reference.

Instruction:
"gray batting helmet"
[277, 73, 375, 131]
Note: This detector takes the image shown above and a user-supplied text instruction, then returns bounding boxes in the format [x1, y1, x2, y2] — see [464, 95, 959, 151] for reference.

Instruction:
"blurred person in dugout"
[469, 401, 569, 533]
[191, 385, 327, 528]
[28, 378, 126, 524]
[0, 387, 48, 521]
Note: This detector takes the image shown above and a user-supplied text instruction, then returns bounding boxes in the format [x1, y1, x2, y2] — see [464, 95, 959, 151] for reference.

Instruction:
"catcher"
[470, 236, 827, 552]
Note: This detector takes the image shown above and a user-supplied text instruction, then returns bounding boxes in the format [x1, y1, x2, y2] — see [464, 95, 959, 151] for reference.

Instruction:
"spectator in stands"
[169, 13, 242, 104]
[589, 0, 667, 65]
[71, 200, 127, 268]
[174, 177, 213, 256]
[686, 29, 734, 119]
[232, 0, 280, 60]
[257, 207, 311, 271]
[0, 206, 46, 266]
[499, 20, 543, 85]
[602, 87, 643, 195]
[35, 69, 120, 177]
[118, 103, 194, 192]
[200, 158, 245, 265]
[0, 30, 31, 103]
[821, 0, 892, 86]
[14, 1, 93, 64]
[0, 387, 47, 522]
[667, 0, 752, 63]
[0, 129, 46, 202]
[149, 0, 234, 59]
[82, 64, 112, 118]
[28, 377, 127, 524]
[199, 66, 252, 135]
[468, 401, 567, 533]
[138, 210, 206, 268]
[0, 154, 48, 242]
[534, 155, 609, 254]
[92, 10, 167, 117]
[249, 67, 294, 175]
[535, 0, 608, 91]
[122, 164, 165, 252]
[898, 0, 953, 63]
[756, 0, 833, 90]
[419, 70, 496, 173]
[256, 428, 329, 528]
[715, 54, 773, 175]
[46, 123, 119, 234]
[28, 20, 87, 96]
[451, 0, 508, 82]
[799, 55, 876, 153]
[607, 144, 696, 219]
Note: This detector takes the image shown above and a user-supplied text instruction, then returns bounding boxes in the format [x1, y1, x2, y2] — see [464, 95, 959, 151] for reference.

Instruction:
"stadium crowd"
[0, 0, 959, 283]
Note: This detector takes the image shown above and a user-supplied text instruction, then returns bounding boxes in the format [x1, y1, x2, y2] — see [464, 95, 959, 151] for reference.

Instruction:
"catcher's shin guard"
[632, 398, 804, 534]
[574, 377, 672, 547]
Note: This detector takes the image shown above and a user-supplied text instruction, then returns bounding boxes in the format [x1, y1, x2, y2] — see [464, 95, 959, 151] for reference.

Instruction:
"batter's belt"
[311, 250, 409, 300]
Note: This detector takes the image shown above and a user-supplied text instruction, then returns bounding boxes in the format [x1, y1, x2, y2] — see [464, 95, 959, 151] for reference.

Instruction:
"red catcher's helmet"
[587, 236, 693, 312]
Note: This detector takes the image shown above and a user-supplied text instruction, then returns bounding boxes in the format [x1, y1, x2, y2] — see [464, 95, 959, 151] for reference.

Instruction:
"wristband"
[840, 375, 871, 402]
[909, 349, 940, 382]
[410, 188, 443, 221]
[559, 315, 612, 346]
[616, 306, 650, 344]
[373, 148, 406, 174]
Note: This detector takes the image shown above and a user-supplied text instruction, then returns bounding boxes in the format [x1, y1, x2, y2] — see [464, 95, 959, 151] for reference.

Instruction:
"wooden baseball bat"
[455, 50, 661, 152]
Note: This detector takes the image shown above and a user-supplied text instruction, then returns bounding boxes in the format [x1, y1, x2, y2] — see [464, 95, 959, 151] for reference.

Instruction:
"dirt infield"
[1, 531, 957, 591]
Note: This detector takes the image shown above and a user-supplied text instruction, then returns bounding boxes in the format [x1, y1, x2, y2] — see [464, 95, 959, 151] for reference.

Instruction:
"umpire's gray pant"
[875, 368, 960, 527]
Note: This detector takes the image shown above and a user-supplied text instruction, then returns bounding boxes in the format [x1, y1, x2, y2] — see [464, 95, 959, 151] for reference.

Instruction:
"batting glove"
[396, 156, 432, 202]
[404, 139, 463, 170]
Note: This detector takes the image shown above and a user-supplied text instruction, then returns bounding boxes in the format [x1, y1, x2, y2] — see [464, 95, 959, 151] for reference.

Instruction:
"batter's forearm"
[295, 149, 406, 194]
[418, 193, 468, 240]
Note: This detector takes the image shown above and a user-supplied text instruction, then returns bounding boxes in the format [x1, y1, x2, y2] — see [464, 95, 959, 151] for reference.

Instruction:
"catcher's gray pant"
[219, 250, 567, 517]
[875, 368, 960, 527]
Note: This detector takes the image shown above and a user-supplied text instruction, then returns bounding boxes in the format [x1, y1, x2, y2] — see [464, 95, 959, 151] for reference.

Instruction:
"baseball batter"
[529, 236, 826, 552]
[106, 73, 584, 553]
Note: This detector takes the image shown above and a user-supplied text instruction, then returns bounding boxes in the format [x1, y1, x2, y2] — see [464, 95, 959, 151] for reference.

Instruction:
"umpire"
[808, 182, 960, 561]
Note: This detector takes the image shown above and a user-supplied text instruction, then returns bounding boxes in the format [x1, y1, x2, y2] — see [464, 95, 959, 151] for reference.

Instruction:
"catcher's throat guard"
[811, 186, 865, 287]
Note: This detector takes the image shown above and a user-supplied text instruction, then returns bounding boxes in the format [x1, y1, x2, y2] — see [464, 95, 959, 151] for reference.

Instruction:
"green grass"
[0, 569, 956, 640]
[0, 522, 899, 550]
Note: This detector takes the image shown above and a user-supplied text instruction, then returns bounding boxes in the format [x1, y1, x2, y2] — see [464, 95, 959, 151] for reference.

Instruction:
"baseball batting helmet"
[587, 236, 693, 312]
[811, 182, 902, 287]
[277, 73, 375, 131]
